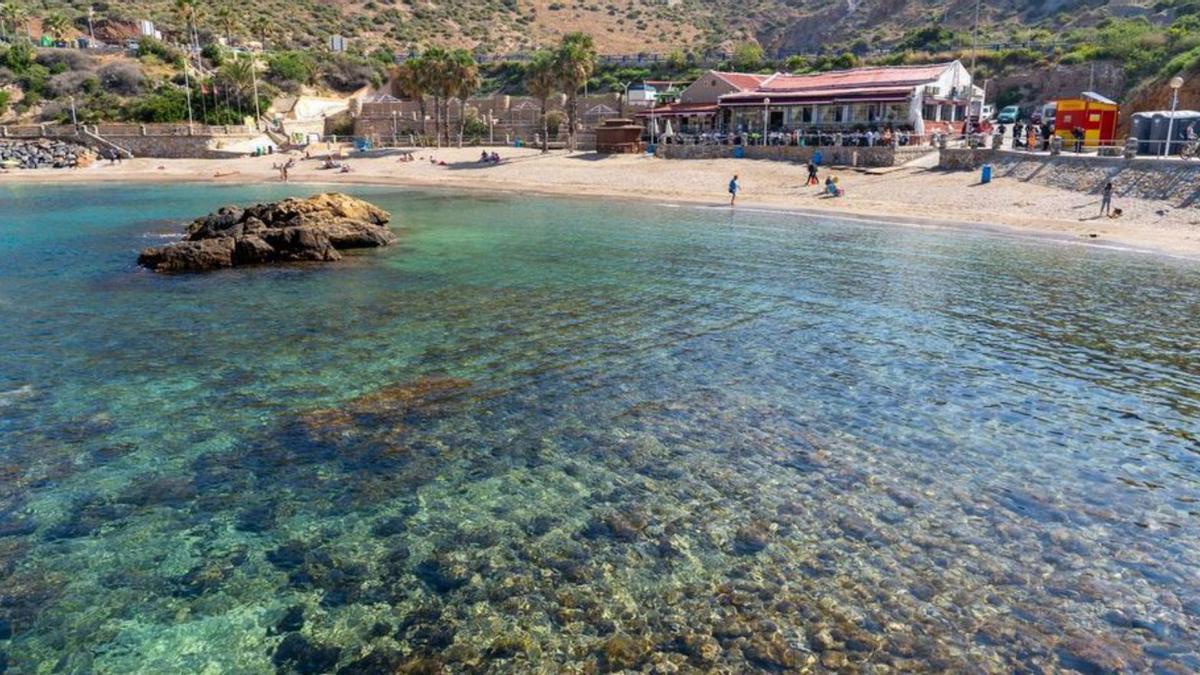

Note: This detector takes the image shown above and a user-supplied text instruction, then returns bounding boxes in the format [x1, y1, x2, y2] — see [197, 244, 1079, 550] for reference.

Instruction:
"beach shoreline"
[4, 146, 1199, 260]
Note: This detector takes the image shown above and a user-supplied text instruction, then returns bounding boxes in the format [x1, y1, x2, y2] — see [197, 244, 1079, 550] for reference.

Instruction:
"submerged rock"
[272, 633, 341, 674]
[137, 193, 394, 273]
[599, 632, 650, 671]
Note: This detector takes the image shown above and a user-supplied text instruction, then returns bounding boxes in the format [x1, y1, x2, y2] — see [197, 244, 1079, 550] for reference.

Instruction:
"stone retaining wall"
[939, 148, 1200, 205]
[99, 133, 267, 159]
[0, 124, 266, 159]
[655, 143, 910, 167]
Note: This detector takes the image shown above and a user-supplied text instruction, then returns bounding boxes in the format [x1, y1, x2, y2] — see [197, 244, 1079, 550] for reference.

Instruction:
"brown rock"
[137, 237, 235, 273]
[232, 235, 275, 265]
[744, 632, 803, 670]
[139, 193, 393, 273]
[820, 650, 848, 669]
[599, 633, 649, 671]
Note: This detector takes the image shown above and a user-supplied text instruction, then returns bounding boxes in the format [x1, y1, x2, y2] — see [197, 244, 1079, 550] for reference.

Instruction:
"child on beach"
[728, 175, 739, 206]
[1101, 182, 1113, 217]
[806, 159, 819, 186]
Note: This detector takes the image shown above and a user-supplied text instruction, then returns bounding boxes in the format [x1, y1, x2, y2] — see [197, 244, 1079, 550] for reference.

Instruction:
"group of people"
[272, 158, 296, 182]
[478, 150, 503, 164]
[1003, 121, 1056, 151]
[727, 156, 845, 206]
[688, 126, 919, 148]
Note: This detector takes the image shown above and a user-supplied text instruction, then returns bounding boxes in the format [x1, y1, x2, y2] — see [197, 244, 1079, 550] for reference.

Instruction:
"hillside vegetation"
[2, 0, 1197, 56]
[1, 0, 1198, 126]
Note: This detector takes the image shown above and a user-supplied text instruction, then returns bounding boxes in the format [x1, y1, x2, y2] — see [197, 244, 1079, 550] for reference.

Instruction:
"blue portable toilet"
[981, 164, 993, 184]
[1130, 112, 1155, 155]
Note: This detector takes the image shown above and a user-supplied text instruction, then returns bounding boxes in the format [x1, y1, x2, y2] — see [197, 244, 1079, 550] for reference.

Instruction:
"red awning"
[635, 103, 720, 117]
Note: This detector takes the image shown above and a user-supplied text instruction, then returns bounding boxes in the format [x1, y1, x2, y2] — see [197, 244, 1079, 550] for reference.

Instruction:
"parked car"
[997, 105, 1021, 124]
[980, 104, 995, 120]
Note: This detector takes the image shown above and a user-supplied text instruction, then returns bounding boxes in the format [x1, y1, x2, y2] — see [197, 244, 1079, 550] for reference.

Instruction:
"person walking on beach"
[806, 159, 819, 186]
[1100, 182, 1114, 217]
[728, 175, 740, 206]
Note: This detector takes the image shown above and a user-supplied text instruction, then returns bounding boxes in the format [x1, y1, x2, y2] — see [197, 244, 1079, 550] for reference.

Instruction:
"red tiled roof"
[721, 84, 917, 106]
[755, 63, 953, 93]
[712, 71, 772, 92]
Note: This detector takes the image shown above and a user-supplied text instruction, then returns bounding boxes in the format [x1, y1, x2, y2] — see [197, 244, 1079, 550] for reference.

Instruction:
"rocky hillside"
[29, 0, 1191, 56]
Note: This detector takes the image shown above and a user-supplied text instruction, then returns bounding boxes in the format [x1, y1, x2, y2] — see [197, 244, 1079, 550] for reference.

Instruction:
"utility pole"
[967, 0, 982, 128]
[183, 60, 195, 133]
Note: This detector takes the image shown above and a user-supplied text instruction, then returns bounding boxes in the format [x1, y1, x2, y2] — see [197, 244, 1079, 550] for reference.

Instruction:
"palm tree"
[393, 57, 428, 139]
[524, 50, 556, 153]
[215, 4, 236, 46]
[418, 47, 452, 147]
[42, 11, 70, 41]
[554, 31, 597, 152]
[1, 1, 30, 39]
[250, 16, 269, 50]
[174, 0, 199, 50]
[219, 56, 254, 116]
[449, 49, 480, 147]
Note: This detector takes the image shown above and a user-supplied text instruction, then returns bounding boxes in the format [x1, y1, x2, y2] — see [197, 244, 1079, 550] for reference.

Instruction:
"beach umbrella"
[664, 120, 674, 137]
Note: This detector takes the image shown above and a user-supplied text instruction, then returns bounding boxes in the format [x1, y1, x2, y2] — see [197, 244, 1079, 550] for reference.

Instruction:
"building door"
[769, 111, 784, 130]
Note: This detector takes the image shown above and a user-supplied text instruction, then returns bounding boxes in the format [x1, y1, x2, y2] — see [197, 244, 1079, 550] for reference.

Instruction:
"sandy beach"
[4, 145, 1199, 259]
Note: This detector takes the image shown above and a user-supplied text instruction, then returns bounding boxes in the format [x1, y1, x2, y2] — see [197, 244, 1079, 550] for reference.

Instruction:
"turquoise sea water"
[1, 182, 1199, 673]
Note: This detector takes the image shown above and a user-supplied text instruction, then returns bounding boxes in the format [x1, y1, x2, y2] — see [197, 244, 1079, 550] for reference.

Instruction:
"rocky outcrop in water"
[0, 139, 94, 169]
[137, 193, 396, 273]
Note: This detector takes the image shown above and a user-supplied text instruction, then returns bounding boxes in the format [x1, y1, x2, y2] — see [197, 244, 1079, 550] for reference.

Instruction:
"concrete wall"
[2, 123, 267, 159]
[939, 148, 1200, 205]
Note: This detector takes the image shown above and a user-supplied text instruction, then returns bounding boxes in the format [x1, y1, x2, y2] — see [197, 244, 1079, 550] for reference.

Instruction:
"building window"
[923, 104, 937, 121]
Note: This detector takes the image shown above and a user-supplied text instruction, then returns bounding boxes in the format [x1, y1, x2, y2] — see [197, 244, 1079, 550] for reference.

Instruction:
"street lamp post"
[1165, 75, 1184, 157]
[69, 96, 77, 126]
[249, 54, 262, 130]
[763, 97, 770, 146]
[391, 111, 398, 145]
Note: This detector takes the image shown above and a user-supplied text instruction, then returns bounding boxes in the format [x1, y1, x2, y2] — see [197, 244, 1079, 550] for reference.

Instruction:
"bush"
[19, 64, 50, 96]
[3, 41, 35, 73]
[0, 90, 9, 117]
[128, 87, 189, 122]
[267, 51, 315, 84]
[36, 50, 94, 72]
[47, 70, 100, 97]
[201, 44, 226, 67]
[732, 42, 763, 71]
[896, 24, 960, 53]
[1161, 45, 1200, 76]
[319, 53, 381, 92]
[38, 99, 67, 122]
[97, 62, 144, 95]
[138, 37, 180, 64]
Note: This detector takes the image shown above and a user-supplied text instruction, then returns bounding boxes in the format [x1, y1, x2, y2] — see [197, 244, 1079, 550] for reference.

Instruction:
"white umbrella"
[663, 119, 674, 137]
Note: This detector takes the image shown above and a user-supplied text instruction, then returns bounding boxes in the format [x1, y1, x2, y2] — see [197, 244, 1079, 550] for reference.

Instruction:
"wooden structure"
[594, 118, 644, 153]
[1053, 92, 1120, 149]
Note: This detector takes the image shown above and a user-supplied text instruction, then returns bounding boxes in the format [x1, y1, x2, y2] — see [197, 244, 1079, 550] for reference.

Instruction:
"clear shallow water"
[1, 183, 1199, 673]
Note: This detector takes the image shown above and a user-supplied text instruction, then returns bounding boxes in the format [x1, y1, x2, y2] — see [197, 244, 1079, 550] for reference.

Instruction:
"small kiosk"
[1052, 92, 1120, 150]
[594, 118, 644, 154]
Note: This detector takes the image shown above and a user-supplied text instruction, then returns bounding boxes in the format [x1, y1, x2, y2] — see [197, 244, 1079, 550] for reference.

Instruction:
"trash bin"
[733, 146, 745, 159]
[981, 164, 993, 184]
